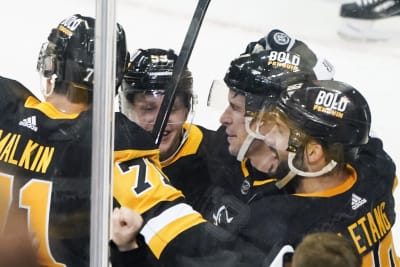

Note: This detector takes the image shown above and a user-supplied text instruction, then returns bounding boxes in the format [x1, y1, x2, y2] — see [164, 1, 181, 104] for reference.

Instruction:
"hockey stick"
[151, 0, 211, 146]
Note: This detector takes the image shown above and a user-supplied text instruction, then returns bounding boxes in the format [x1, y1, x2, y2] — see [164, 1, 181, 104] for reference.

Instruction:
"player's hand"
[111, 207, 143, 251]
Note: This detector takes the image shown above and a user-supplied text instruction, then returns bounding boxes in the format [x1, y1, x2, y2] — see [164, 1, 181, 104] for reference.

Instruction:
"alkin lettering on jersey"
[0, 128, 54, 173]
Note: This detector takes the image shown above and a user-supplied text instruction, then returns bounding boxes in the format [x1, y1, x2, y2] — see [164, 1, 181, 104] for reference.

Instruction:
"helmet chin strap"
[236, 117, 265, 161]
[288, 152, 337, 177]
[275, 152, 338, 189]
[41, 74, 56, 98]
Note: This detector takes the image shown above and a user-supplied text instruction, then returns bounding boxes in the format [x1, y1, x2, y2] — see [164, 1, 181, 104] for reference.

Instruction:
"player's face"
[124, 93, 188, 160]
[219, 90, 247, 157]
[261, 115, 291, 173]
[245, 112, 290, 174]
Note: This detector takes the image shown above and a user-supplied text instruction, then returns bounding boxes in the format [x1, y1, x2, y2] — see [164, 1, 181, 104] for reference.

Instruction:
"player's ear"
[304, 141, 324, 164]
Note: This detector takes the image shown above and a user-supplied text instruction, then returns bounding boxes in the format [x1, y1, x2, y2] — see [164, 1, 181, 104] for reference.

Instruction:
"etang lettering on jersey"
[313, 90, 350, 119]
[346, 200, 392, 254]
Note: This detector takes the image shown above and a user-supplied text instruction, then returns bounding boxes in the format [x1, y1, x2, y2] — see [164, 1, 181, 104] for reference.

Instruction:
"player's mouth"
[225, 130, 236, 142]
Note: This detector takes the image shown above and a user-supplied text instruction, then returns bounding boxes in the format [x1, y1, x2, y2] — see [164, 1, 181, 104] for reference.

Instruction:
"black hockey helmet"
[278, 80, 371, 151]
[223, 49, 324, 116]
[120, 48, 193, 110]
[37, 14, 128, 92]
[209, 29, 335, 116]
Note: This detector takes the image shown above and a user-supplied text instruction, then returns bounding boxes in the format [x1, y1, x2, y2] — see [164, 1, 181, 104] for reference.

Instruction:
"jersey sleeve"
[113, 114, 206, 259]
[113, 152, 207, 259]
[109, 219, 269, 267]
[109, 235, 160, 267]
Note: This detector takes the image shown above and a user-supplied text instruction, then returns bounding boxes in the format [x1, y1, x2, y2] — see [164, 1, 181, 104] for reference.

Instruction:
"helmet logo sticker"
[314, 90, 350, 118]
[273, 32, 290, 46]
[150, 54, 169, 64]
[268, 51, 300, 72]
[58, 15, 85, 35]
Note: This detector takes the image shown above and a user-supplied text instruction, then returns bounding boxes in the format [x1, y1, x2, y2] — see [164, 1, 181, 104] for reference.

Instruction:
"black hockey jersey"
[206, 126, 282, 200]
[237, 137, 400, 267]
[0, 76, 93, 267]
[0, 76, 207, 267]
[161, 123, 215, 210]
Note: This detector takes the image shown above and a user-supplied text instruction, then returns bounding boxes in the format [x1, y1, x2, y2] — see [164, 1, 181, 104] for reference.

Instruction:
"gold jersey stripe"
[294, 164, 357, 197]
[25, 96, 80, 119]
[253, 178, 277, 186]
[142, 205, 206, 258]
[161, 123, 203, 167]
[141, 203, 199, 240]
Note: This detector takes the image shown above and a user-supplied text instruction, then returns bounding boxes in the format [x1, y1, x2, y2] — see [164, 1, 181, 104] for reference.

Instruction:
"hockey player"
[240, 80, 400, 266]
[0, 14, 210, 267]
[206, 29, 334, 198]
[0, 14, 128, 267]
[202, 30, 335, 224]
[118, 48, 215, 209]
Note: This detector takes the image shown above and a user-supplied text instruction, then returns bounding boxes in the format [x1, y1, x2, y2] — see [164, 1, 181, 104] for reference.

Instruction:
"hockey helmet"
[37, 14, 128, 92]
[209, 29, 335, 115]
[210, 49, 318, 161]
[278, 79, 371, 152]
[223, 49, 318, 116]
[120, 48, 193, 110]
